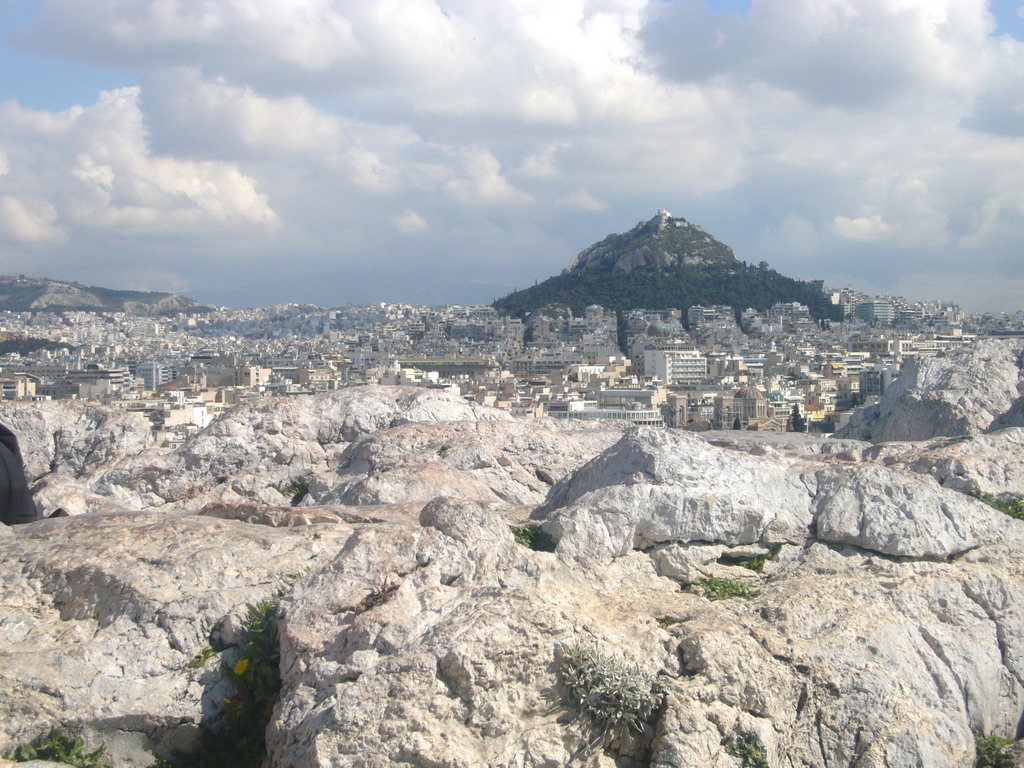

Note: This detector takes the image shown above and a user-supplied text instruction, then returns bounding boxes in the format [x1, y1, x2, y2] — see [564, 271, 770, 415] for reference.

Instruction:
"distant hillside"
[0, 276, 208, 315]
[493, 211, 841, 323]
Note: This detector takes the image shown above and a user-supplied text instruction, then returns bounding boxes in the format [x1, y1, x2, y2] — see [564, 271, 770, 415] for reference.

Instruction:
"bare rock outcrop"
[0, 512, 353, 766]
[835, 338, 1024, 442]
[867, 427, 1024, 497]
[5, 392, 1024, 767]
[0, 401, 154, 483]
[84, 386, 514, 510]
[306, 419, 625, 508]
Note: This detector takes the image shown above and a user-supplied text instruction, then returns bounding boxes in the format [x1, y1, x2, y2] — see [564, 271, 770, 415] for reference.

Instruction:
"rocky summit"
[563, 210, 737, 275]
[3, 344, 1024, 767]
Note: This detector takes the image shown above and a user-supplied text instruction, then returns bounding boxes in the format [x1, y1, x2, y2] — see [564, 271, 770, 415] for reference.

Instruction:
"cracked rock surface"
[3, 377, 1024, 766]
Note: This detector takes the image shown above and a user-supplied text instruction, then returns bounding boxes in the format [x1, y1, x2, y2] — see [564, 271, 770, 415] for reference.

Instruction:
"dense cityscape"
[2, 283, 1022, 446]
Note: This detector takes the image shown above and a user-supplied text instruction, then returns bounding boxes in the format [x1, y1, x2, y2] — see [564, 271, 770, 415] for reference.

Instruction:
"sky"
[0, 0, 1022, 312]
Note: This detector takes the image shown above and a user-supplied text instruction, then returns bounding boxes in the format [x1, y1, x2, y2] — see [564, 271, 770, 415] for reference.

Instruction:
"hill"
[493, 210, 841, 323]
[0, 276, 208, 315]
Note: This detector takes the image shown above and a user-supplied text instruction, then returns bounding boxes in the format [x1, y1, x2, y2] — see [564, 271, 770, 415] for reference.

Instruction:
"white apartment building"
[644, 349, 708, 386]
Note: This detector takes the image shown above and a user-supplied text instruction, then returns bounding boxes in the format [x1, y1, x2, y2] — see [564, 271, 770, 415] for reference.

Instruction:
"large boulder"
[867, 427, 1024, 497]
[835, 339, 1024, 442]
[0, 511, 353, 766]
[541, 428, 1014, 565]
[0, 401, 154, 483]
[306, 419, 625, 508]
[85, 386, 514, 511]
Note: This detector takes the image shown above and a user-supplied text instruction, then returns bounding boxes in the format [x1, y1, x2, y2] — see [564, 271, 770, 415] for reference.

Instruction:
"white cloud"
[832, 212, 894, 241]
[393, 209, 429, 234]
[0, 195, 64, 244]
[0, 0, 1020, 310]
[559, 191, 607, 210]
[0, 89, 279, 237]
[442, 148, 532, 206]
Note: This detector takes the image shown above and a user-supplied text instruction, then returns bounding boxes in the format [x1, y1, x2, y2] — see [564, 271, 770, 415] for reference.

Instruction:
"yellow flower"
[234, 658, 249, 676]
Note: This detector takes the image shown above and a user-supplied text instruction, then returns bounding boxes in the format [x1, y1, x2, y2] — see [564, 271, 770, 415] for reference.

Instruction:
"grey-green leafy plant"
[559, 642, 663, 754]
[726, 732, 769, 768]
[656, 616, 680, 629]
[689, 577, 757, 601]
[3, 729, 111, 768]
[975, 731, 1015, 768]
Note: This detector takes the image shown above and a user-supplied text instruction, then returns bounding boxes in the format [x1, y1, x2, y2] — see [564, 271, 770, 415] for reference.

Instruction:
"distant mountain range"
[493, 210, 842, 323]
[0, 276, 207, 315]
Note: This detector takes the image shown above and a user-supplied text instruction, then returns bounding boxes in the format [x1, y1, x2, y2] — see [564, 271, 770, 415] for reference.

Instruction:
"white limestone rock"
[543, 428, 1019, 566]
[835, 339, 1024, 443]
[0, 401, 154, 482]
[540, 429, 817, 564]
[0, 511, 353, 766]
[86, 386, 513, 511]
[307, 419, 625, 509]
[867, 428, 1024, 497]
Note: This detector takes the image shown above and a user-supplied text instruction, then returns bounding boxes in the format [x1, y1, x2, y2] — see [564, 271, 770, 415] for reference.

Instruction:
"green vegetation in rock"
[656, 616, 680, 629]
[726, 732, 770, 768]
[168, 600, 282, 768]
[975, 732, 1015, 768]
[974, 493, 1024, 521]
[3, 729, 111, 768]
[559, 642, 663, 753]
[275, 478, 310, 506]
[187, 645, 217, 669]
[688, 577, 757, 601]
[510, 525, 557, 552]
[975, 733, 1015, 768]
[738, 554, 768, 572]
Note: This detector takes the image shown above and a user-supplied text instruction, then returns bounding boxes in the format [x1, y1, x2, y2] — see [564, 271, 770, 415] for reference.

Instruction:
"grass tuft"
[688, 577, 757, 601]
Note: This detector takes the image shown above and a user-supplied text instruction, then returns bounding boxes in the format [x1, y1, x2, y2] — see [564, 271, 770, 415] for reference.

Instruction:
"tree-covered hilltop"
[493, 212, 842, 322]
[0, 337, 74, 356]
[493, 261, 841, 321]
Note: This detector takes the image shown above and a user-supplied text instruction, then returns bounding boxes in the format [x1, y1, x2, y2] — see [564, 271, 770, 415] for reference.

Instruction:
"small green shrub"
[726, 732, 769, 768]
[510, 525, 557, 552]
[169, 600, 282, 768]
[275, 478, 309, 505]
[656, 616, 680, 629]
[3, 729, 111, 768]
[738, 554, 767, 572]
[975, 731, 1015, 768]
[974, 493, 1024, 521]
[437, 445, 451, 457]
[559, 642, 663, 753]
[689, 577, 757, 601]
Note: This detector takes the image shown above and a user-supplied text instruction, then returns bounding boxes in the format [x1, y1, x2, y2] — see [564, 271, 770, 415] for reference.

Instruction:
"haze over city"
[0, 0, 1022, 312]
